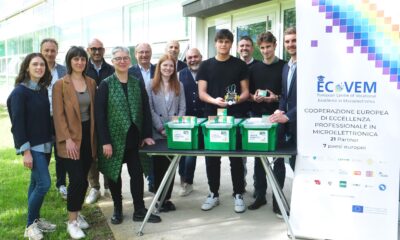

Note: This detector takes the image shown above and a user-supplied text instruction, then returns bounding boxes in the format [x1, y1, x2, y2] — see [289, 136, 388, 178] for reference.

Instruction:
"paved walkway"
[97, 157, 294, 240]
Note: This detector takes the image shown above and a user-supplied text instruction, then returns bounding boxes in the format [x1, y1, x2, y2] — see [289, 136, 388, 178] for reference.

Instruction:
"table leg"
[137, 155, 181, 236]
[157, 155, 181, 212]
[260, 156, 296, 240]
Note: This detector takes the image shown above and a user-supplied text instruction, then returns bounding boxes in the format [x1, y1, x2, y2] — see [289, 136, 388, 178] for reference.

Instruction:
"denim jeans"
[178, 156, 197, 184]
[27, 151, 51, 226]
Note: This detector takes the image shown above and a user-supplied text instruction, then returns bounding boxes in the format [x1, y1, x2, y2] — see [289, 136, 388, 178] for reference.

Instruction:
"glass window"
[0, 41, 5, 57]
[283, 7, 296, 61]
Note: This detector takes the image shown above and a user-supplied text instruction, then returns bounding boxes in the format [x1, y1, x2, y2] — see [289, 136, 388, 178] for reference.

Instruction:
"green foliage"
[0, 105, 114, 239]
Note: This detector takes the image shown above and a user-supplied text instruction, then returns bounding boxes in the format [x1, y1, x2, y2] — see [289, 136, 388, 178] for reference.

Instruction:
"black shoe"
[248, 198, 267, 210]
[133, 208, 162, 223]
[159, 201, 176, 212]
[111, 206, 123, 224]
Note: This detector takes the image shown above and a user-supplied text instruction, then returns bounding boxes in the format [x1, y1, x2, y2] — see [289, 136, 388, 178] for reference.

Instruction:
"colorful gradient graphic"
[311, 0, 400, 89]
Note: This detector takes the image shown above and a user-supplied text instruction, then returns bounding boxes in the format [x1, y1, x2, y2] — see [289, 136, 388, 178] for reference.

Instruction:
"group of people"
[7, 27, 297, 240]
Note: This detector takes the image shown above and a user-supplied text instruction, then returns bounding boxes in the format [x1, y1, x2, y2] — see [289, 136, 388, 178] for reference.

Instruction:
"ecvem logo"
[317, 75, 376, 93]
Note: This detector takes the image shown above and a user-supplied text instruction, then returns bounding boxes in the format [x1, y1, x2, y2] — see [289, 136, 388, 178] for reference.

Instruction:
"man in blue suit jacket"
[165, 40, 188, 72]
[40, 38, 68, 200]
[128, 42, 156, 193]
[271, 27, 297, 171]
[128, 43, 156, 86]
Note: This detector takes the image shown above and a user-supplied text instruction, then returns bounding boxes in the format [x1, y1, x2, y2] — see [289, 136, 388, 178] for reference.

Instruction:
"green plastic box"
[202, 118, 243, 150]
[165, 118, 206, 150]
[239, 118, 278, 151]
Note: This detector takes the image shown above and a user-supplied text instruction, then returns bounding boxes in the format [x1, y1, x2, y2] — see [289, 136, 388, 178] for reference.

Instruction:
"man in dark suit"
[177, 48, 204, 197]
[271, 27, 297, 171]
[40, 38, 68, 200]
[128, 42, 156, 193]
[85, 38, 115, 204]
[269, 27, 297, 219]
[165, 40, 187, 71]
[128, 43, 156, 86]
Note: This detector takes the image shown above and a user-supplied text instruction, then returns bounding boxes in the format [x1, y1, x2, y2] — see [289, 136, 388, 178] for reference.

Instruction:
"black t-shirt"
[196, 56, 249, 117]
[249, 58, 286, 116]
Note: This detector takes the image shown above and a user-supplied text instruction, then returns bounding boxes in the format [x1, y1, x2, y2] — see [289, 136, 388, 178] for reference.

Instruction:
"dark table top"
[139, 139, 297, 157]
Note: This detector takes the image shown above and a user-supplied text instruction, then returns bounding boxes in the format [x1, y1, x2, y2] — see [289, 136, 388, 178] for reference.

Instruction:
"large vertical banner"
[291, 0, 399, 239]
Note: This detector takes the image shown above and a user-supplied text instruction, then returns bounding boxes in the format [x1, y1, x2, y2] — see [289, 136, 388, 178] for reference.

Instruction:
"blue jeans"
[27, 151, 51, 226]
[178, 156, 197, 184]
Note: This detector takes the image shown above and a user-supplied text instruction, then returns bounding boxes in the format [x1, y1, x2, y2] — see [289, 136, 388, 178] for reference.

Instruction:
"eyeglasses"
[112, 56, 130, 62]
[90, 47, 104, 52]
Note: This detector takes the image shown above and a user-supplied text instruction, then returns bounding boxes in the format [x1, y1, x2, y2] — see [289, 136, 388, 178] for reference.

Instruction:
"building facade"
[0, 0, 295, 103]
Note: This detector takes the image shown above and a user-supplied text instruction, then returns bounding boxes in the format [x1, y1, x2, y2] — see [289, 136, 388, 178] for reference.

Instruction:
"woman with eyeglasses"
[146, 53, 186, 212]
[52, 46, 97, 239]
[7, 53, 56, 240]
[95, 46, 161, 225]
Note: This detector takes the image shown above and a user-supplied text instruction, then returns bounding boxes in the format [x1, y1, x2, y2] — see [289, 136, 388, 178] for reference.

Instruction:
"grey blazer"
[146, 81, 186, 140]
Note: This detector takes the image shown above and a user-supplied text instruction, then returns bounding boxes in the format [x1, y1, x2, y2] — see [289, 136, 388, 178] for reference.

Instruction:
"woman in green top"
[95, 46, 161, 224]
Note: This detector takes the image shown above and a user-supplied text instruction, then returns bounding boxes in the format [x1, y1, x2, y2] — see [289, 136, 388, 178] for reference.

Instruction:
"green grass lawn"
[0, 105, 114, 239]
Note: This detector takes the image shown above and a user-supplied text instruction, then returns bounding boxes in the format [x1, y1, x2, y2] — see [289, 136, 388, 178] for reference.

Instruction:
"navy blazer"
[178, 67, 204, 117]
[128, 64, 155, 86]
[279, 63, 297, 143]
[177, 60, 187, 72]
[56, 64, 67, 78]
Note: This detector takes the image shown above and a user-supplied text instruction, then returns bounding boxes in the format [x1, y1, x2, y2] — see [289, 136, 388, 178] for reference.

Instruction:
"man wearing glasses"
[128, 42, 156, 193]
[86, 38, 115, 86]
[85, 38, 115, 204]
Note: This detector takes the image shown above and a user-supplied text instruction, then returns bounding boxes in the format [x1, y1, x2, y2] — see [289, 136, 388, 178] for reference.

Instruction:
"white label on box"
[248, 130, 268, 143]
[210, 130, 229, 143]
[172, 129, 191, 142]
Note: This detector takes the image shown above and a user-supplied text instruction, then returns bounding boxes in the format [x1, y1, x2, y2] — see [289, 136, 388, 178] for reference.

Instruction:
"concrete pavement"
[97, 157, 294, 240]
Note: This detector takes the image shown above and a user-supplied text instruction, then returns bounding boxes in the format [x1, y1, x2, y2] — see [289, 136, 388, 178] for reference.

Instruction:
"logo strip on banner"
[291, 1, 399, 240]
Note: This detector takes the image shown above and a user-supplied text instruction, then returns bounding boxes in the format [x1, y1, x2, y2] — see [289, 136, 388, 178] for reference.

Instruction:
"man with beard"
[85, 38, 115, 204]
[270, 27, 297, 218]
[177, 48, 205, 196]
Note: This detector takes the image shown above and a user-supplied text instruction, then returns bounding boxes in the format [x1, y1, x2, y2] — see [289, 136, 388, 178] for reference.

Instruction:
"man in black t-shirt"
[246, 32, 287, 217]
[197, 29, 249, 213]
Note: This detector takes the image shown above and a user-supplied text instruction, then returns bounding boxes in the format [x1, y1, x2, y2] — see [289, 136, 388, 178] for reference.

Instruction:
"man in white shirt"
[40, 38, 67, 200]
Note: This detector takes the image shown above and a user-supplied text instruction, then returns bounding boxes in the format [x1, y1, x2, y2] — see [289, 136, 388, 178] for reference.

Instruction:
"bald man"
[177, 48, 205, 196]
[165, 40, 187, 72]
[85, 38, 115, 204]
[86, 38, 115, 86]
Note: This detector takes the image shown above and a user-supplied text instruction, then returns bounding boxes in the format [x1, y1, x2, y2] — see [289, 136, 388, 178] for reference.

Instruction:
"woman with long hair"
[52, 46, 97, 239]
[7, 53, 56, 240]
[147, 53, 186, 212]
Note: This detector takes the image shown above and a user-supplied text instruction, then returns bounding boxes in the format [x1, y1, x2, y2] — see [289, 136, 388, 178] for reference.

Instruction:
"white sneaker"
[77, 214, 89, 229]
[67, 220, 85, 239]
[59, 185, 67, 200]
[103, 188, 111, 198]
[234, 194, 246, 213]
[201, 193, 219, 211]
[85, 188, 100, 204]
[24, 222, 43, 240]
[36, 218, 56, 232]
[178, 183, 193, 197]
